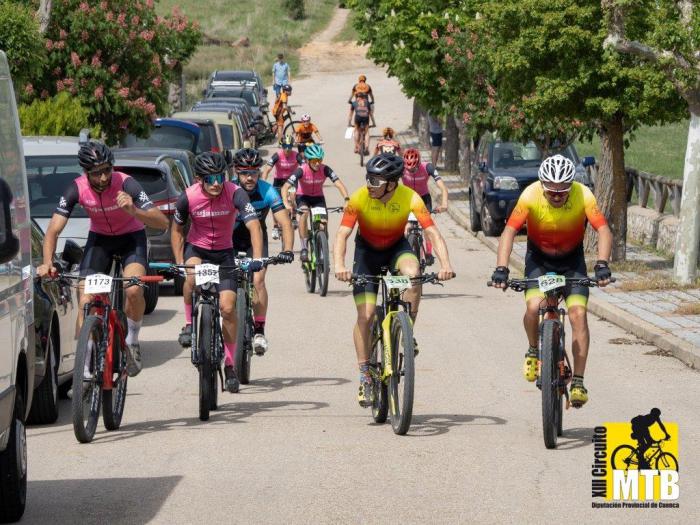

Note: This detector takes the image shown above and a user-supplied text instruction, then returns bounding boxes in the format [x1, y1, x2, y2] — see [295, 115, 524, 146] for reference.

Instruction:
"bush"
[0, 1, 46, 92]
[19, 92, 100, 137]
[284, 0, 305, 20]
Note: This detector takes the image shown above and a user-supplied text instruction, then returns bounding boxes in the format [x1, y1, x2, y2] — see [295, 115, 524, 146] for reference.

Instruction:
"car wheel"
[144, 265, 160, 315]
[28, 329, 59, 425]
[480, 199, 505, 237]
[469, 190, 482, 232]
[0, 388, 27, 522]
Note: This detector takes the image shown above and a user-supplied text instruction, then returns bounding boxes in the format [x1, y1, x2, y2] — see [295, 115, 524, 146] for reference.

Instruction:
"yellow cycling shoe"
[570, 383, 589, 408]
[523, 347, 538, 382]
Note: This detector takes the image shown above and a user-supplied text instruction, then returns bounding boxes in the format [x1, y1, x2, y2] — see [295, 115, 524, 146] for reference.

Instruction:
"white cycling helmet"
[538, 154, 575, 184]
[301, 113, 311, 123]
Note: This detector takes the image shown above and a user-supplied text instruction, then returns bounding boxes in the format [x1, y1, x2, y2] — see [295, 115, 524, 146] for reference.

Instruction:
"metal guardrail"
[625, 167, 683, 217]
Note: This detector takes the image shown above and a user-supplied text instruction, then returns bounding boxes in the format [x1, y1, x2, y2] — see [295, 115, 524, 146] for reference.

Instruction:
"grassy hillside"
[157, 0, 336, 96]
[576, 120, 688, 180]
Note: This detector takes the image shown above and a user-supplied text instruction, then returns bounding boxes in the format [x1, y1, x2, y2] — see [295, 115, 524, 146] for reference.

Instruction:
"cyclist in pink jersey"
[261, 134, 303, 240]
[37, 141, 168, 376]
[172, 152, 262, 393]
[280, 144, 349, 262]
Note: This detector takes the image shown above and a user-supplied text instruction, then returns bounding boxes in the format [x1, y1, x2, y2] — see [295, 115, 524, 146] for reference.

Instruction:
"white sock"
[126, 318, 141, 346]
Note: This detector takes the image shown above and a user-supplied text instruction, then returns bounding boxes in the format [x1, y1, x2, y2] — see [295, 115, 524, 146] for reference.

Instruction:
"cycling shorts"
[184, 243, 237, 292]
[296, 194, 326, 210]
[79, 230, 147, 276]
[524, 244, 588, 308]
[420, 193, 432, 212]
[352, 236, 417, 305]
[354, 116, 369, 128]
[233, 230, 269, 258]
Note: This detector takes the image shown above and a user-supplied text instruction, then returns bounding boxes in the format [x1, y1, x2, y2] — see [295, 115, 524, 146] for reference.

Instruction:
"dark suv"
[207, 69, 267, 106]
[468, 133, 594, 236]
[123, 118, 219, 155]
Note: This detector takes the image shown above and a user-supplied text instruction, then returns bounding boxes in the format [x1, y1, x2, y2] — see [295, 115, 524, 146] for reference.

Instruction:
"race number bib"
[537, 274, 565, 293]
[384, 275, 411, 291]
[195, 264, 220, 286]
[84, 273, 113, 294]
[311, 207, 327, 219]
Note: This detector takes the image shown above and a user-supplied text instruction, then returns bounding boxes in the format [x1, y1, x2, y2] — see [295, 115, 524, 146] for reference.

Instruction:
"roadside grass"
[157, 0, 337, 100]
[674, 302, 700, 315]
[576, 120, 688, 180]
[617, 275, 700, 292]
[333, 9, 358, 42]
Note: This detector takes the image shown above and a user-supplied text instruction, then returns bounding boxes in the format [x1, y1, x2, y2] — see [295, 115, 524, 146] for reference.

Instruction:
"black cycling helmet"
[233, 148, 263, 169]
[282, 84, 292, 94]
[366, 153, 404, 181]
[194, 151, 228, 177]
[78, 140, 114, 170]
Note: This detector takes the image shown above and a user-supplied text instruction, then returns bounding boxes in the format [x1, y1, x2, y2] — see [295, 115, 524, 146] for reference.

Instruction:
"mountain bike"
[54, 260, 163, 443]
[611, 438, 678, 472]
[351, 272, 447, 435]
[488, 274, 614, 449]
[406, 211, 436, 274]
[300, 206, 343, 297]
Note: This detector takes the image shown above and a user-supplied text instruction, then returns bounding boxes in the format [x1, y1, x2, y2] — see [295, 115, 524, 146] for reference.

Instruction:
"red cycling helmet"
[403, 148, 421, 170]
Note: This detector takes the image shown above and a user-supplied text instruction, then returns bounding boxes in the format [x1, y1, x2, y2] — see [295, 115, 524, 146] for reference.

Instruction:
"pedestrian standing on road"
[272, 53, 291, 99]
[428, 113, 444, 167]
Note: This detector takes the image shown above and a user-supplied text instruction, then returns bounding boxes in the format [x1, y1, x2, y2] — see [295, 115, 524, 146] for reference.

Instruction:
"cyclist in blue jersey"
[233, 148, 294, 355]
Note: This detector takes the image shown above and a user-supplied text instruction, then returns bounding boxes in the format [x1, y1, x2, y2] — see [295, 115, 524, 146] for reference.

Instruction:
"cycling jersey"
[233, 180, 285, 247]
[402, 162, 441, 196]
[374, 139, 402, 156]
[266, 150, 303, 181]
[286, 163, 339, 197]
[55, 171, 154, 235]
[351, 99, 371, 119]
[272, 92, 288, 119]
[507, 181, 607, 258]
[174, 181, 257, 251]
[341, 185, 434, 250]
[349, 82, 373, 102]
[295, 122, 318, 143]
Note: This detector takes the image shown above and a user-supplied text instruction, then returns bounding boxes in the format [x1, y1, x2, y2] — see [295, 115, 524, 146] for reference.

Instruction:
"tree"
[33, 0, 200, 144]
[0, 1, 46, 92]
[604, 0, 700, 283]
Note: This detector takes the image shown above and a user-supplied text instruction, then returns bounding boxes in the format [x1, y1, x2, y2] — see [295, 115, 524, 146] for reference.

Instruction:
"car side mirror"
[61, 239, 83, 267]
[582, 156, 596, 168]
[0, 178, 19, 264]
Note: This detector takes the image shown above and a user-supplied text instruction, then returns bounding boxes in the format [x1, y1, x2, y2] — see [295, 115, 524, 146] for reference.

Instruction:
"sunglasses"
[366, 175, 388, 188]
[237, 169, 260, 178]
[542, 183, 571, 197]
[202, 173, 225, 185]
[87, 165, 112, 177]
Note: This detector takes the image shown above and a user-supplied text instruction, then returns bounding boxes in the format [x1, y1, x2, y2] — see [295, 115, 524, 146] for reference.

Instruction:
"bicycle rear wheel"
[316, 230, 330, 296]
[197, 304, 213, 421]
[388, 311, 415, 435]
[540, 320, 562, 449]
[611, 444, 638, 471]
[235, 286, 253, 384]
[370, 318, 388, 424]
[72, 316, 103, 443]
[103, 314, 128, 431]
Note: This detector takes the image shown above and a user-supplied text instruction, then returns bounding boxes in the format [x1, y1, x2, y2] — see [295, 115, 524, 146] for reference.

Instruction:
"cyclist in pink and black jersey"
[261, 134, 303, 240]
[172, 152, 262, 393]
[37, 140, 169, 376]
[280, 144, 349, 262]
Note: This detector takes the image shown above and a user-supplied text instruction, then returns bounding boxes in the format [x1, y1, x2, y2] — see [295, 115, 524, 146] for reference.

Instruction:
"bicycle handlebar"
[349, 272, 454, 286]
[149, 255, 288, 275]
[487, 276, 616, 292]
[45, 272, 163, 286]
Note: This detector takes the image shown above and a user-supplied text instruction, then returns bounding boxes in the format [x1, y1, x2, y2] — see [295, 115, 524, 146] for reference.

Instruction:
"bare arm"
[273, 208, 294, 252]
[38, 214, 69, 275]
[423, 225, 454, 280]
[496, 225, 518, 268]
[347, 105, 354, 126]
[246, 219, 264, 259]
[281, 182, 294, 209]
[135, 207, 169, 230]
[333, 225, 353, 280]
[171, 222, 186, 264]
[333, 179, 349, 200]
[435, 179, 449, 212]
[261, 164, 273, 181]
[596, 224, 613, 262]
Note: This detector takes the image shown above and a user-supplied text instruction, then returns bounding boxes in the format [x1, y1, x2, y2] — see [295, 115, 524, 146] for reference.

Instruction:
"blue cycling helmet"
[304, 144, 324, 160]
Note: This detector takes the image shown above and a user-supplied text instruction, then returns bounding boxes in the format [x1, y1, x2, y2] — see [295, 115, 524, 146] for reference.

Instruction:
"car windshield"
[490, 141, 578, 169]
[26, 155, 87, 218]
[124, 126, 197, 152]
[116, 166, 167, 196]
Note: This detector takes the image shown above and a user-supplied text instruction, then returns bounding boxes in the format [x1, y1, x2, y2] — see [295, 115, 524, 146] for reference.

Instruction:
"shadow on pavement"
[142, 339, 183, 368]
[405, 413, 507, 437]
[143, 308, 179, 326]
[25, 475, 181, 523]
[553, 427, 597, 451]
[323, 290, 353, 298]
[239, 376, 350, 395]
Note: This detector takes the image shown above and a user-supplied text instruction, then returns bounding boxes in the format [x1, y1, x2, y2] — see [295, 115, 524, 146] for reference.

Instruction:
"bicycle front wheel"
[611, 444, 638, 471]
[283, 120, 302, 139]
[370, 318, 388, 424]
[388, 311, 415, 435]
[304, 235, 317, 294]
[656, 451, 679, 471]
[103, 314, 128, 431]
[197, 304, 213, 421]
[235, 287, 252, 384]
[316, 230, 330, 297]
[540, 319, 562, 449]
[72, 316, 103, 443]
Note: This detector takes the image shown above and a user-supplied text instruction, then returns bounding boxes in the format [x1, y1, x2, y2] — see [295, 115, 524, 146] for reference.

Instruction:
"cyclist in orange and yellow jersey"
[334, 153, 454, 407]
[374, 127, 402, 156]
[272, 84, 292, 138]
[294, 114, 323, 153]
[491, 155, 613, 408]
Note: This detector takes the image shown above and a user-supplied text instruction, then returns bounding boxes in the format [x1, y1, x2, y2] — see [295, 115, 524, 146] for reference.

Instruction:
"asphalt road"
[24, 12, 699, 524]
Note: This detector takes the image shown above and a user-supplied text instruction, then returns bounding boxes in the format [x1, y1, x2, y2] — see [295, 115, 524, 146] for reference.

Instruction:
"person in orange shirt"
[348, 74, 376, 127]
[272, 84, 292, 138]
[373, 127, 402, 156]
[334, 153, 454, 407]
[294, 114, 323, 153]
[491, 154, 613, 408]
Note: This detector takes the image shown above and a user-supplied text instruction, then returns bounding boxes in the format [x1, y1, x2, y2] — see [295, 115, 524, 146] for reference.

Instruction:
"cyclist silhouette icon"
[630, 408, 671, 468]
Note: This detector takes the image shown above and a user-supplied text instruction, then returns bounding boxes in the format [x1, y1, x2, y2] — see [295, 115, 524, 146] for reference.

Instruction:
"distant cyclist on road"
[281, 144, 349, 263]
[173, 152, 263, 393]
[272, 84, 292, 139]
[631, 408, 671, 468]
[232, 148, 294, 356]
[347, 91, 373, 155]
[37, 141, 169, 377]
[333, 153, 454, 407]
[294, 114, 324, 153]
[348, 74, 376, 127]
[374, 127, 402, 156]
[491, 154, 613, 407]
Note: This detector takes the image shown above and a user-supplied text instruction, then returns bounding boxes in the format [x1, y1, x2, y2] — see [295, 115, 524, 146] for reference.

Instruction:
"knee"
[568, 307, 588, 329]
[126, 285, 143, 302]
[219, 299, 236, 319]
[356, 312, 374, 328]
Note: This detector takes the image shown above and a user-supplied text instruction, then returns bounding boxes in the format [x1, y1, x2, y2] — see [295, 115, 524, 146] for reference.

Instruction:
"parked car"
[172, 111, 242, 155]
[112, 147, 196, 185]
[113, 153, 192, 296]
[191, 101, 259, 146]
[207, 69, 267, 105]
[468, 132, 595, 236]
[0, 50, 35, 522]
[27, 223, 81, 425]
[204, 87, 264, 118]
[122, 118, 219, 155]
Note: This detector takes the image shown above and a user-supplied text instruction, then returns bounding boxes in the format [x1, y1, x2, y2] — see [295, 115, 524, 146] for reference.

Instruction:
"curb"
[429, 184, 700, 371]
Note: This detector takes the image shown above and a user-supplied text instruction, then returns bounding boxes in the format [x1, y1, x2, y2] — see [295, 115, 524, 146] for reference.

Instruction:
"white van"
[0, 50, 35, 522]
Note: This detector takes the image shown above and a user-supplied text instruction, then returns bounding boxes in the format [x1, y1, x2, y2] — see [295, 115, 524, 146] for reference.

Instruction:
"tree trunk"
[673, 110, 700, 284]
[585, 114, 627, 261]
[456, 118, 472, 184]
[411, 100, 421, 132]
[38, 1, 52, 34]
[444, 114, 459, 172]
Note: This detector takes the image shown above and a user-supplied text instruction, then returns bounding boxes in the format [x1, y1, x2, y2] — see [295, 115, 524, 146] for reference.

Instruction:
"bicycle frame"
[190, 282, 224, 369]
